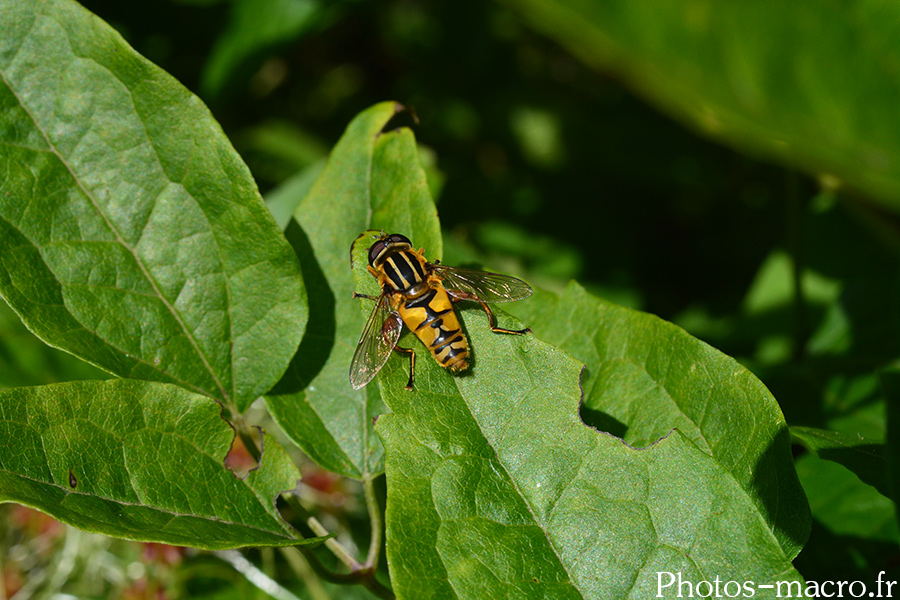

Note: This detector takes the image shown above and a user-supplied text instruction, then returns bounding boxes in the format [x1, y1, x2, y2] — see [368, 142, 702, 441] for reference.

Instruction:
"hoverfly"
[349, 232, 532, 390]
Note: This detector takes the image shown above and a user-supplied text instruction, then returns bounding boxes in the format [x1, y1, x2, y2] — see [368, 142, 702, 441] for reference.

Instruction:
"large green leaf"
[506, 282, 809, 558]
[0, 0, 305, 412]
[374, 303, 802, 599]
[0, 379, 325, 549]
[504, 0, 900, 211]
[265, 102, 441, 479]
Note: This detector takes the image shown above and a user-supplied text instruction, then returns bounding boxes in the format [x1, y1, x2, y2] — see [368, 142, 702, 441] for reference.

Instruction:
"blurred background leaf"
[503, 0, 900, 214]
[791, 426, 887, 498]
[0, 300, 107, 390]
[201, 0, 339, 98]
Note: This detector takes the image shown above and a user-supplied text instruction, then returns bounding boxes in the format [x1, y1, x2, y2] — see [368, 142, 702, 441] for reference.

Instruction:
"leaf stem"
[282, 493, 395, 599]
[228, 417, 393, 597]
[306, 511, 363, 571]
[281, 493, 361, 569]
[362, 474, 382, 570]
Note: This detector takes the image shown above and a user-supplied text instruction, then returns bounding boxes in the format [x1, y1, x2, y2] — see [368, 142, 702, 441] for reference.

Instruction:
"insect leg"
[353, 292, 379, 300]
[448, 291, 531, 335]
[393, 346, 415, 390]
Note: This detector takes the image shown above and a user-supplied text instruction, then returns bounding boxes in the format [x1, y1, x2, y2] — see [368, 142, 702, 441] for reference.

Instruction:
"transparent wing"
[349, 294, 403, 389]
[433, 265, 533, 303]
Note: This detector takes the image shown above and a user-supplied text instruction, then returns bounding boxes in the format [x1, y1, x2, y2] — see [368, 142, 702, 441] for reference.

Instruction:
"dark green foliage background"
[82, 0, 788, 321]
[1, 0, 898, 596]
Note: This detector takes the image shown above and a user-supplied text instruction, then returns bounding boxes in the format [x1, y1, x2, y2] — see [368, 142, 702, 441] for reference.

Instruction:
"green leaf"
[265, 102, 441, 479]
[0, 379, 325, 549]
[0, 0, 306, 412]
[506, 282, 809, 558]
[791, 426, 887, 498]
[201, 0, 333, 97]
[375, 307, 803, 599]
[504, 0, 900, 211]
[795, 453, 898, 542]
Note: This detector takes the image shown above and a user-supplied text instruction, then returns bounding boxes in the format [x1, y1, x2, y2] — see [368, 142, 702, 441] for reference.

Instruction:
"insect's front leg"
[353, 292, 379, 301]
[447, 290, 531, 335]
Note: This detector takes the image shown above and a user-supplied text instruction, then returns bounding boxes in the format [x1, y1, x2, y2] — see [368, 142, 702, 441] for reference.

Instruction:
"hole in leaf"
[225, 430, 262, 479]
[579, 406, 628, 439]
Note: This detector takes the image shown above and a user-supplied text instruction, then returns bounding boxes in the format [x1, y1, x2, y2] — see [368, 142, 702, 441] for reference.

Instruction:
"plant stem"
[292, 546, 395, 599]
[362, 573, 396, 599]
[228, 417, 394, 598]
[283, 493, 395, 599]
[362, 474, 382, 570]
[306, 511, 363, 571]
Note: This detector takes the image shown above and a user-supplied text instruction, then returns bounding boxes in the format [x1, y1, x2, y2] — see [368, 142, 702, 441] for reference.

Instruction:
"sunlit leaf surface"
[265, 102, 441, 478]
[0, 379, 324, 549]
[0, 0, 306, 411]
[372, 297, 803, 599]
[506, 282, 809, 559]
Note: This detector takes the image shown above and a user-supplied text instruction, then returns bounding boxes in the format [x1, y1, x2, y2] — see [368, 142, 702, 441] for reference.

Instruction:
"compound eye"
[368, 240, 388, 266]
[388, 234, 411, 246]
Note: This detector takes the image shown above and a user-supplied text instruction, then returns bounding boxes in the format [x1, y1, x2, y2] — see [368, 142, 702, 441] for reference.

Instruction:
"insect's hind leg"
[450, 291, 531, 335]
[393, 346, 415, 390]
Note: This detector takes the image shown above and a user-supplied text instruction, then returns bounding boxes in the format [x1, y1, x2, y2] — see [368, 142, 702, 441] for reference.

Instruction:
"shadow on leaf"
[269, 219, 335, 394]
[752, 425, 811, 554]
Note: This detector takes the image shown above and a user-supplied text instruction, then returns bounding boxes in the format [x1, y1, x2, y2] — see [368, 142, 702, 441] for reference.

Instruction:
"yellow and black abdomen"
[399, 286, 469, 372]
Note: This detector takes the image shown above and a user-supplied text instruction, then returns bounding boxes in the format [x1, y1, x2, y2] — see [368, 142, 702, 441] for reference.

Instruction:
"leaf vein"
[0, 28, 231, 403]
